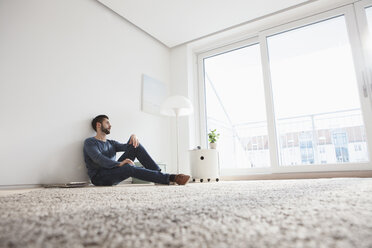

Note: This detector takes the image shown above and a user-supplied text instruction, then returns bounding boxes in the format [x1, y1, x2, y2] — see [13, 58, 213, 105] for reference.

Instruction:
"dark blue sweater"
[83, 137, 127, 179]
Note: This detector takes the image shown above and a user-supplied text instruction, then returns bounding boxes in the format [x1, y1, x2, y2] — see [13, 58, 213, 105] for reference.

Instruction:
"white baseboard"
[0, 184, 42, 190]
[221, 170, 372, 181]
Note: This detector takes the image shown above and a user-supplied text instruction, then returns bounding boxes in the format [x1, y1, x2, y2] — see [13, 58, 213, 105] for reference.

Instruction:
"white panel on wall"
[141, 74, 168, 115]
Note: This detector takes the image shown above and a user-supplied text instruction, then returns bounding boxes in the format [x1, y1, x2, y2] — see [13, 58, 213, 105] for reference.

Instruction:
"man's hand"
[118, 159, 135, 167]
[128, 134, 139, 148]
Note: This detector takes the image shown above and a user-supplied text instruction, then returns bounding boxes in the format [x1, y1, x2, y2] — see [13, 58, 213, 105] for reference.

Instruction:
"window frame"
[355, 0, 372, 109]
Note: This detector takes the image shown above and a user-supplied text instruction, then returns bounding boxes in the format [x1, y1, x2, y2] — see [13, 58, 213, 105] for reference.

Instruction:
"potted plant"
[208, 129, 220, 149]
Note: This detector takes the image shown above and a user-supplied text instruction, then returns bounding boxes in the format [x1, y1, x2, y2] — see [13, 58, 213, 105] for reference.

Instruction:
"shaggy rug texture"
[1, 178, 372, 248]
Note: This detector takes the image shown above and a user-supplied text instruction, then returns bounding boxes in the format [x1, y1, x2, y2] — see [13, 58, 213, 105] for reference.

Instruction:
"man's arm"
[111, 140, 127, 152]
[84, 140, 120, 169]
[111, 134, 138, 151]
[118, 158, 135, 167]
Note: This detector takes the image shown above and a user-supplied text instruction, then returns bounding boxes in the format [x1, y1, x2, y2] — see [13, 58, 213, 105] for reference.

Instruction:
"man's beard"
[101, 127, 110, 134]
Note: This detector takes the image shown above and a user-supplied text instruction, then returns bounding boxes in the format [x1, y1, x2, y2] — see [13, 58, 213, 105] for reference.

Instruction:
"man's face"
[99, 118, 111, 134]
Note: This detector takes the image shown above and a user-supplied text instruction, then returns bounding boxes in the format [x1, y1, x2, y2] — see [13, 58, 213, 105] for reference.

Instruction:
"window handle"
[363, 84, 368, 98]
[362, 70, 368, 98]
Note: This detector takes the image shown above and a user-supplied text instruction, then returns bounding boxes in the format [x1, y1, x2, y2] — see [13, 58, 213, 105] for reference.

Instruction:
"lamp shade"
[160, 95, 193, 116]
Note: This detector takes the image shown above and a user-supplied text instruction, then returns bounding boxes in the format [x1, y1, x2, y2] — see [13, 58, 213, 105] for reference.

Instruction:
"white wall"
[0, 0, 172, 185]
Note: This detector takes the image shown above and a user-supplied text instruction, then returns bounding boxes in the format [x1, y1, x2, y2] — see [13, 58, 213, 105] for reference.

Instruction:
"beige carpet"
[1, 178, 372, 247]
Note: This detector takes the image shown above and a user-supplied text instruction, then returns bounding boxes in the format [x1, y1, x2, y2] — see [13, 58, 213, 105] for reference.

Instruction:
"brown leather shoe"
[174, 174, 190, 185]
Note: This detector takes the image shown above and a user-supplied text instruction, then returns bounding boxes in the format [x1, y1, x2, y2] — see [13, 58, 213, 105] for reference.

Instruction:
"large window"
[204, 44, 269, 169]
[200, 4, 372, 174]
[267, 15, 369, 165]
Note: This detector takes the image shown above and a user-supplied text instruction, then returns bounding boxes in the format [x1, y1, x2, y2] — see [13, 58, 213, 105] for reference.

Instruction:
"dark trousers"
[91, 140, 170, 186]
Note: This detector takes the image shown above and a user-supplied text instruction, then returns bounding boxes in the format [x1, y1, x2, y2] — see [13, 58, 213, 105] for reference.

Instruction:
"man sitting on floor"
[83, 115, 190, 186]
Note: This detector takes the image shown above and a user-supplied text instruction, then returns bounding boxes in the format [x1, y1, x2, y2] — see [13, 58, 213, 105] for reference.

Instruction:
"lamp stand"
[174, 108, 180, 174]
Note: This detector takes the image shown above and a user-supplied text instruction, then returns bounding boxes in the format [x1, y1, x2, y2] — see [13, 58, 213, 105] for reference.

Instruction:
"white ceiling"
[98, 0, 312, 48]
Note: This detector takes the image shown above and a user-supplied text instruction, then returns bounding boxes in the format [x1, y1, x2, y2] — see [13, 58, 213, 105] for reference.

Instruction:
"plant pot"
[209, 143, 217, 149]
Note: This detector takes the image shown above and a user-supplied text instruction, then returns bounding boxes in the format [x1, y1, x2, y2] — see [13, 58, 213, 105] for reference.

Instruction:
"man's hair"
[92, 115, 109, 131]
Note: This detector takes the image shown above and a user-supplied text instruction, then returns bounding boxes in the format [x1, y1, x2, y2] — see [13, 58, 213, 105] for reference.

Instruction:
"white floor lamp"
[160, 95, 193, 174]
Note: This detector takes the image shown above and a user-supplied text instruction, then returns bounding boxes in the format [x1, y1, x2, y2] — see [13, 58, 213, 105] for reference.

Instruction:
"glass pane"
[204, 44, 270, 168]
[267, 16, 370, 166]
[366, 6, 372, 34]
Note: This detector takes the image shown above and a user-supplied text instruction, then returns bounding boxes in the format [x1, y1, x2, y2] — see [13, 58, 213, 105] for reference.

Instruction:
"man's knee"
[126, 143, 144, 156]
